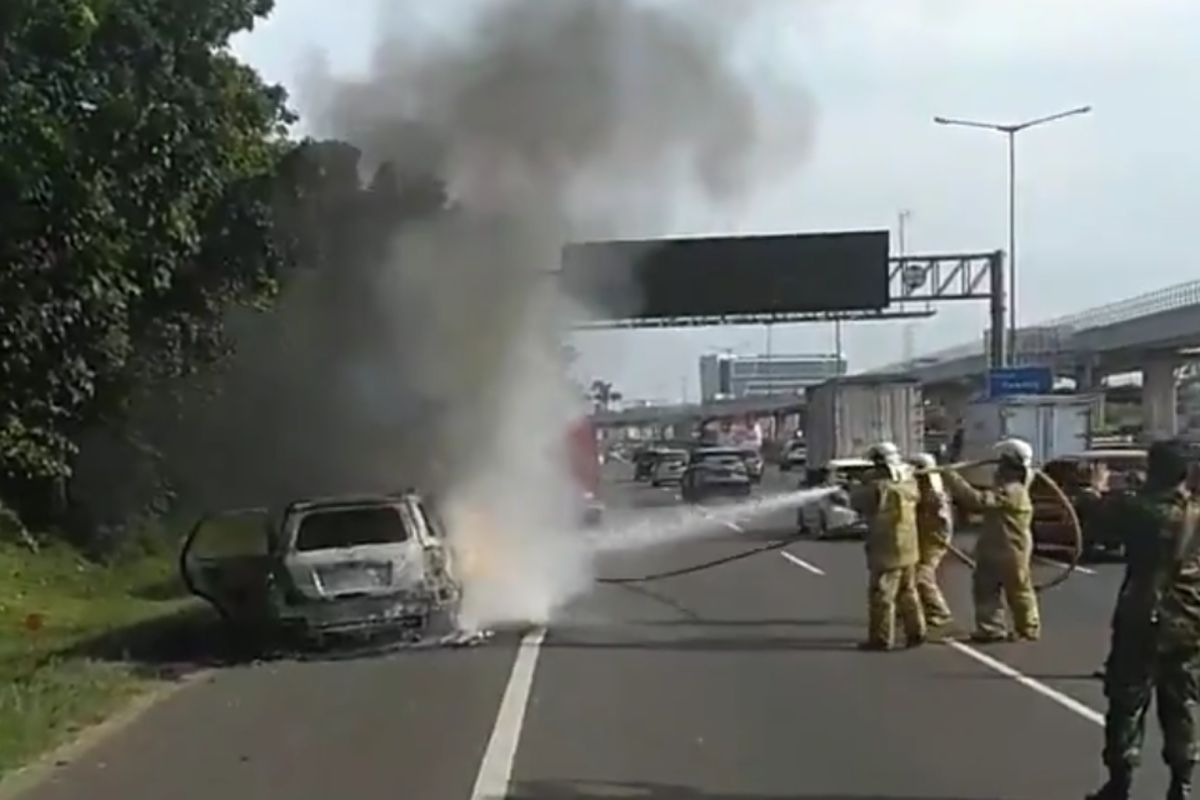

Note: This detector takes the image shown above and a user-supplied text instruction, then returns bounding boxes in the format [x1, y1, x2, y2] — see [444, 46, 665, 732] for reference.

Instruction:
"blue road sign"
[988, 366, 1053, 397]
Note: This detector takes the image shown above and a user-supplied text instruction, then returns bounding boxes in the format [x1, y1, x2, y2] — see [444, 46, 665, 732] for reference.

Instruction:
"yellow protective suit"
[855, 471, 926, 648]
[915, 472, 955, 628]
[942, 470, 1041, 641]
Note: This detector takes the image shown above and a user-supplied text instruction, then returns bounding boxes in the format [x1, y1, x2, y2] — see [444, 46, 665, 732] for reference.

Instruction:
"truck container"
[804, 376, 924, 470]
[960, 394, 1098, 469]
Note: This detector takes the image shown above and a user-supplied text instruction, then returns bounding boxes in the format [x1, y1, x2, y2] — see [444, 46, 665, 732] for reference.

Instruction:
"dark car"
[681, 447, 753, 503]
[1033, 449, 1147, 560]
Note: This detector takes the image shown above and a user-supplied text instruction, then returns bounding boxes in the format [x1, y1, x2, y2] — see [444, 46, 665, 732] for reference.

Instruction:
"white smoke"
[298, 0, 813, 629]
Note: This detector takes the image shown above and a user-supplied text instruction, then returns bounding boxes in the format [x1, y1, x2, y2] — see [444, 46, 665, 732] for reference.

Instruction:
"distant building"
[699, 353, 846, 402]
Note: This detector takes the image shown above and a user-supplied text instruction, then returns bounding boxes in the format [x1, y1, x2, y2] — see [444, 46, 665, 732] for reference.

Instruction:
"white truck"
[804, 376, 924, 470]
[960, 394, 1098, 467]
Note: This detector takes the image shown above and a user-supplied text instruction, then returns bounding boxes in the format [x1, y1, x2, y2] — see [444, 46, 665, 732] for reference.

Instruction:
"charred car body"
[181, 491, 462, 645]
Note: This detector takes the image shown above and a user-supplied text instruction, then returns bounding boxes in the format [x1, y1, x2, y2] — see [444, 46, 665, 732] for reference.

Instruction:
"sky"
[232, 0, 1200, 404]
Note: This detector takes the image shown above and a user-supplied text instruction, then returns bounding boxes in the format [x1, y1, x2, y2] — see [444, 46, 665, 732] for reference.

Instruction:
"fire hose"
[597, 460, 1084, 593]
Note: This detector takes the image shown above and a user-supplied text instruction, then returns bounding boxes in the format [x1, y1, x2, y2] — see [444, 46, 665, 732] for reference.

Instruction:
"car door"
[180, 508, 274, 626]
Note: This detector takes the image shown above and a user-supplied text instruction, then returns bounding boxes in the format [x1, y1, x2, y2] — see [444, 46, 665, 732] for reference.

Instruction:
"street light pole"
[934, 105, 1091, 365]
[1007, 131, 1016, 361]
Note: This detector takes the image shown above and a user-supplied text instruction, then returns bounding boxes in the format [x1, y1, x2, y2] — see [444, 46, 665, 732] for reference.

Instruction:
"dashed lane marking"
[1033, 555, 1097, 575]
[946, 640, 1103, 726]
[779, 550, 826, 576]
[469, 628, 546, 800]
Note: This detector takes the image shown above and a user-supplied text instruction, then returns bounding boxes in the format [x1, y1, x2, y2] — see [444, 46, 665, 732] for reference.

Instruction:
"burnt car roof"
[284, 492, 423, 513]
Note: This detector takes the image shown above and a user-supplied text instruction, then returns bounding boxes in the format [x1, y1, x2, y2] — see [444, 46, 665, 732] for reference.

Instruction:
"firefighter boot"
[1168, 771, 1192, 800]
[1086, 767, 1132, 800]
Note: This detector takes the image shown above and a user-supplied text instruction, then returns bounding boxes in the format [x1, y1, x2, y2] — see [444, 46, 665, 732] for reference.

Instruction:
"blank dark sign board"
[560, 230, 890, 319]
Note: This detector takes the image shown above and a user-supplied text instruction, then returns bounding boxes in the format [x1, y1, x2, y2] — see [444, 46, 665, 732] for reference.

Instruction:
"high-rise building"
[699, 353, 846, 402]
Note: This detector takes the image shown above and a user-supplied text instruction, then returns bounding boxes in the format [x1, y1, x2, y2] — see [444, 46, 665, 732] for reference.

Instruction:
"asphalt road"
[13, 465, 1161, 800]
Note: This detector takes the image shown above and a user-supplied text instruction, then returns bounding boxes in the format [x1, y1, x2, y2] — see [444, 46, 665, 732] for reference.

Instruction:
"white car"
[797, 457, 875, 539]
[181, 491, 462, 646]
[779, 440, 808, 472]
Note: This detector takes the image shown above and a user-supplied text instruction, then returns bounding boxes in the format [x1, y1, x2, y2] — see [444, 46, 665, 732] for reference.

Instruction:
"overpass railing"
[875, 278, 1200, 375]
[1044, 279, 1200, 332]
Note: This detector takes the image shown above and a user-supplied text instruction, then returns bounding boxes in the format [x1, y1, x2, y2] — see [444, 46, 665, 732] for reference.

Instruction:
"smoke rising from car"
[69, 0, 811, 622]
[299, 0, 810, 629]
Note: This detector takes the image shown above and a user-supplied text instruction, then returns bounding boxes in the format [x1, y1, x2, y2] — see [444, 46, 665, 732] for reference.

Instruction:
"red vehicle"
[566, 418, 604, 525]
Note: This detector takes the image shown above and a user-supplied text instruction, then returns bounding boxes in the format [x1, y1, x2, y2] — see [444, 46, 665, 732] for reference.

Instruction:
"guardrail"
[1044, 279, 1200, 332]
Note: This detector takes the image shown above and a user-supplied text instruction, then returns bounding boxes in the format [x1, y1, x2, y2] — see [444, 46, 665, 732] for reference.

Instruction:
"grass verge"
[0, 539, 196, 777]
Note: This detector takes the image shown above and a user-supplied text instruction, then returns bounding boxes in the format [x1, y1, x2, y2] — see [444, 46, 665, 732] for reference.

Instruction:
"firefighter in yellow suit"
[855, 442, 926, 650]
[911, 452, 955, 629]
[941, 438, 1041, 643]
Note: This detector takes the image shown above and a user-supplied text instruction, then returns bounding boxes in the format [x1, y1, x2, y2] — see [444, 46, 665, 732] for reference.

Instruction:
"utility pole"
[764, 323, 774, 395]
[898, 210, 915, 366]
[834, 318, 844, 376]
[934, 105, 1092, 364]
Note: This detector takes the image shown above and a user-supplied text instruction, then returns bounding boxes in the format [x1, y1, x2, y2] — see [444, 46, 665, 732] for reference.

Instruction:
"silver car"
[797, 458, 875, 539]
[651, 449, 689, 486]
[181, 491, 461, 646]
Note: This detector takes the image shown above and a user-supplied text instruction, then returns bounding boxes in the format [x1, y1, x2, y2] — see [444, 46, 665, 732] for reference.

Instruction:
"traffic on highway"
[13, 422, 1189, 800]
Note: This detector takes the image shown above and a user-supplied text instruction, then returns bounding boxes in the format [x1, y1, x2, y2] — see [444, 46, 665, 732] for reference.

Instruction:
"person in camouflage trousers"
[1088, 439, 1200, 800]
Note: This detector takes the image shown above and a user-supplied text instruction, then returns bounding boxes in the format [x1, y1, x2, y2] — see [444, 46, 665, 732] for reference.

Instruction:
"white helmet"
[910, 452, 937, 469]
[994, 437, 1034, 467]
[867, 441, 902, 465]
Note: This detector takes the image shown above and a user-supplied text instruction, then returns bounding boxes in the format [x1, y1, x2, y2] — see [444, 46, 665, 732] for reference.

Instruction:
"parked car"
[651, 449, 689, 486]
[779, 440, 808, 472]
[740, 449, 765, 483]
[797, 457, 876, 539]
[181, 490, 462, 647]
[1033, 449, 1147, 560]
[634, 447, 665, 482]
[681, 447, 753, 503]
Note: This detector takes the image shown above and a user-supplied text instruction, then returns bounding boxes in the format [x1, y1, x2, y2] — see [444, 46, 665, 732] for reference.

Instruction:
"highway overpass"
[591, 395, 805, 429]
[873, 278, 1200, 438]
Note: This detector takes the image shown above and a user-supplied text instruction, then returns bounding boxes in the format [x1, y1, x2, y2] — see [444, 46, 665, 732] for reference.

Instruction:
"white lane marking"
[1032, 554, 1097, 575]
[779, 550, 826, 576]
[470, 628, 546, 800]
[946, 640, 1103, 726]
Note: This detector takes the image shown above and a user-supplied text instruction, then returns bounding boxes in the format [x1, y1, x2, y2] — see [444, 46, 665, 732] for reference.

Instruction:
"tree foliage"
[0, 0, 294, 499]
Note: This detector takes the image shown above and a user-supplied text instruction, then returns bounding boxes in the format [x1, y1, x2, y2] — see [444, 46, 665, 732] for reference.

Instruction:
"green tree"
[590, 379, 622, 412]
[0, 0, 294, 521]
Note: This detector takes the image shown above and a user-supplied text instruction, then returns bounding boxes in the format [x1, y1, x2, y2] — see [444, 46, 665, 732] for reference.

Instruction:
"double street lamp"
[934, 105, 1092, 363]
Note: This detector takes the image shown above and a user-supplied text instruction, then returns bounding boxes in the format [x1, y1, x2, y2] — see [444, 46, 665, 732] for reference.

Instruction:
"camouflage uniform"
[942, 470, 1041, 641]
[915, 471, 955, 627]
[857, 471, 925, 649]
[1097, 486, 1200, 798]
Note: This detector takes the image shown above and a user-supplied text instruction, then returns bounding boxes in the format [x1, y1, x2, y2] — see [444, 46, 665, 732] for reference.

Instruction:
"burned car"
[181, 491, 461, 646]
